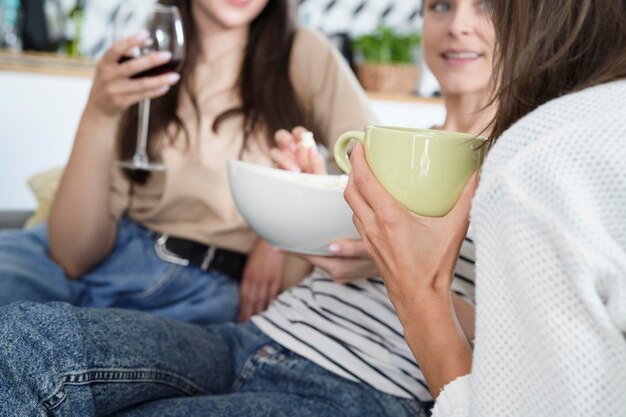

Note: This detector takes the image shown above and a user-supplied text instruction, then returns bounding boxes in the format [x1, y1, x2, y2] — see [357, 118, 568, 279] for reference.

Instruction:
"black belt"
[154, 234, 247, 280]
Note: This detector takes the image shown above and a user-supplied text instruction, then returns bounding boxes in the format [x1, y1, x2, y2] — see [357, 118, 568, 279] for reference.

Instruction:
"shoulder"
[291, 27, 341, 69]
[483, 80, 626, 177]
[292, 27, 334, 53]
[477, 80, 626, 253]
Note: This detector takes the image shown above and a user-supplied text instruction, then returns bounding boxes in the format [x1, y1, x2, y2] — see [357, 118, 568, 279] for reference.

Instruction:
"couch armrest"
[0, 211, 33, 229]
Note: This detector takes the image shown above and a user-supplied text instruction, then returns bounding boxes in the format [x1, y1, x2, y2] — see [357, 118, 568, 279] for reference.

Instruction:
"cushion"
[24, 168, 63, 228]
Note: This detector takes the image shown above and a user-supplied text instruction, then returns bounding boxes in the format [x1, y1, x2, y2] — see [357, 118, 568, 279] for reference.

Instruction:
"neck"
[193, 5, 249, 62]
[441, 89, 495, 136]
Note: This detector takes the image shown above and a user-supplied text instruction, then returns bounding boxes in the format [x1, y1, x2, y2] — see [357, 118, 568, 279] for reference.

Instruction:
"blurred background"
[0, 0, 444, 211]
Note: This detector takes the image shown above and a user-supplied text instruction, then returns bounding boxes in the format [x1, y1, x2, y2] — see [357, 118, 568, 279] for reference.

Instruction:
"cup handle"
[333, 131, 365, 174]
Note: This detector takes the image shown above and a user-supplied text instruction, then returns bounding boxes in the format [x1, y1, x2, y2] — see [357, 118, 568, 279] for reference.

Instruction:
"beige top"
[110, 28, 377, 253]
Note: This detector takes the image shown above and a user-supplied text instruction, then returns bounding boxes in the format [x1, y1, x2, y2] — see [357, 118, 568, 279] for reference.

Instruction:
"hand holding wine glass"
[111, 2, 185, 171]
[87, 34, 180, 118]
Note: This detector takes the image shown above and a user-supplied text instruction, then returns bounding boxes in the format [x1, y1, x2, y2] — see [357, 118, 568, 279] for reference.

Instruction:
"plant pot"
[356, 63, 421, 94]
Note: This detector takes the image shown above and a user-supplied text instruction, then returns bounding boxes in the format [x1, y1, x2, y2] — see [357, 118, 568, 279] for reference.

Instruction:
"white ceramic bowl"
[227, 159, 360, 255]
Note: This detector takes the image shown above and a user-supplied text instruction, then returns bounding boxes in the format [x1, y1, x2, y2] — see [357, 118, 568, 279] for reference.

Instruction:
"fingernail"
[289, 165, 301, 173]
[288, 143, 298, 152]
[165, 73, 180, 82]
[135, 30, 150, 41]
[328, 243, 341, 254]
[157, 51, 172, 61]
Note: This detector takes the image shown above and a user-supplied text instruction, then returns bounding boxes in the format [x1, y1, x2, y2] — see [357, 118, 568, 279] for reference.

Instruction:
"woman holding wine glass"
[0, 0, 376, 324]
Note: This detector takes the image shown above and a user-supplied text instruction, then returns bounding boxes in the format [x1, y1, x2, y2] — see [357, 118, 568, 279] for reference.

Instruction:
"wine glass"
[114, 2, 185, 171]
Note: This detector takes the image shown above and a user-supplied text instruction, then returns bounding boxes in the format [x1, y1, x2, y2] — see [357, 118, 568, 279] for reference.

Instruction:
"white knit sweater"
[432, 81, 626, 417]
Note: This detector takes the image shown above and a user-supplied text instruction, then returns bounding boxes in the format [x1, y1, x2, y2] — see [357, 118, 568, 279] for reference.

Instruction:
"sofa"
[0, 211, 32, 230]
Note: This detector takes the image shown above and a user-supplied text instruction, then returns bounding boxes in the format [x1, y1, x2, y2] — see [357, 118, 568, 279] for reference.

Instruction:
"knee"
[0, 302, 76, 352]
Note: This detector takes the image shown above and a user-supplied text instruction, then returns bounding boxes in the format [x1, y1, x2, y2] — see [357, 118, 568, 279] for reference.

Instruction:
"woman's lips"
[441, 51, 484, 65]
[227, 0, 251, 7]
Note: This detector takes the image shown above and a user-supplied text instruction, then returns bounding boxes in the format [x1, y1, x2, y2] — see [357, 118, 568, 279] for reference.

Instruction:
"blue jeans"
[0, 302, 429, 416]
[0, 219, 239, 323]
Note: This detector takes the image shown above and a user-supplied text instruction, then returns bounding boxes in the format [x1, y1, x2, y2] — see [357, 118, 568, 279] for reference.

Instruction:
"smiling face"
[192, 0, 270, 30]
[422, 0, 495, 97]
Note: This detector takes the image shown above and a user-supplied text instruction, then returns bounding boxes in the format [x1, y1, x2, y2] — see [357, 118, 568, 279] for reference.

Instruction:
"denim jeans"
[0, 219, 239, 324]
[0, 302, 430, 417]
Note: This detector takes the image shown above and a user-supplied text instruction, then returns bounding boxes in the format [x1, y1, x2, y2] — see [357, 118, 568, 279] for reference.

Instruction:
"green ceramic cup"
[334, 126, 486, 217]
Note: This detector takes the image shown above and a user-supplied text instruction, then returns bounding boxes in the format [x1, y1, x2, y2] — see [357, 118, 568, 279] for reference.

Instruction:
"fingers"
[269, 147, 301, 172]
[275, 129, 298, 152]
[445, 171, 480, 221]
[101, 32, 150, 65]
[272, 127, 326, 174]
[349, 143, 400, 216]
[344, 156, 376, 227]
[113, 85, 173, 108]
[328, 239, 369, 258]
[252, 284, 268, 316]
[238, 281, 254, 322]
[107, 72, 180, 95]
[291, 126, 309, 141]
[308, 148, 328, 175]
[351, 214, 377, 262]
[116, 51, 173, 79]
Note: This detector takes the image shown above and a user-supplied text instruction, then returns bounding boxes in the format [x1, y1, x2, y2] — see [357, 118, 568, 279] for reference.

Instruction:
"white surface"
[0, 71, 91, 210]
[227, 159, 360, 255]
[0, 70, 444, 210]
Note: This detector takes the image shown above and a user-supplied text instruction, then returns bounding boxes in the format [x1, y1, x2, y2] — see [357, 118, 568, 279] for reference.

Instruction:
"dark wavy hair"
[117, 0, 306, 183]
[488, 0, 626, 145]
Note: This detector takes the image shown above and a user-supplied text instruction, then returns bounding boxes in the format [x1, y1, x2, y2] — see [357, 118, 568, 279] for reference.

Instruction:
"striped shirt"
[252, 235, 476, 401]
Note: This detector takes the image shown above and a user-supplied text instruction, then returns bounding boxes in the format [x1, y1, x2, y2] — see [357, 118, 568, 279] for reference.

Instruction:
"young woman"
[345, 0, 626, 415]
[0, 0, 375, 324]
[271, 0, 494, 289]
[0, 1, 497, 416]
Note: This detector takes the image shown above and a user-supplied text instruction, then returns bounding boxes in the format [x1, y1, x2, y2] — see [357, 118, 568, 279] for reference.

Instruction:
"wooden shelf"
[366, 90, 443, 105]
[0, 51, 444, 106]
[0, 50, 95, 77]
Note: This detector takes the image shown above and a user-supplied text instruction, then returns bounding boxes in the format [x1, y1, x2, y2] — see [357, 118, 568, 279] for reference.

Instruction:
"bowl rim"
[227, 159, 348, 192]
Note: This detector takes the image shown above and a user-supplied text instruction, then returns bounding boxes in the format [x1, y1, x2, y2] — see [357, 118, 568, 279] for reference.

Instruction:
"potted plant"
[352, 26, 422, 94]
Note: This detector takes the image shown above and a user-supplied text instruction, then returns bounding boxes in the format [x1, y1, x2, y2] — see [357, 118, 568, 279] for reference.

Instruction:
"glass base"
[116, 159, 166, 171]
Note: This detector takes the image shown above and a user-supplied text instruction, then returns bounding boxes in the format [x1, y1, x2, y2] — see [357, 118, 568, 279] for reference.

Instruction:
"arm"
[48, 34, 181, 278]
[238, 239, 285, 322]
[344, 143, 477, 397]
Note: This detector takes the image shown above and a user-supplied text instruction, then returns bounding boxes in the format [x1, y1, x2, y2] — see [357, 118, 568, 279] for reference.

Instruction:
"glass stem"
[134, 98, 151, 164]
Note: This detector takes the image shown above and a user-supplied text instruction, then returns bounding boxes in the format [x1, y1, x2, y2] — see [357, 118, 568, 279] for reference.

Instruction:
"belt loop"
[201, 246, 217, 271]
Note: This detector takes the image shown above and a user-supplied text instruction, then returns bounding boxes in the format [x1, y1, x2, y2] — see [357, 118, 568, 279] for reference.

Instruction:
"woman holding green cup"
[346, 0, 626, 416]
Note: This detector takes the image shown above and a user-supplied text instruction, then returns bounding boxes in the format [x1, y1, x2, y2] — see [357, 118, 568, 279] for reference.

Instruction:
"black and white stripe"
[253, 235, 476, 401]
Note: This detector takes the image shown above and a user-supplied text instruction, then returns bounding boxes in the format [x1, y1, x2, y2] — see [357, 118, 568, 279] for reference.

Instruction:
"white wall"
[0, 71, 444, 210]
[0, 71, 91, 210]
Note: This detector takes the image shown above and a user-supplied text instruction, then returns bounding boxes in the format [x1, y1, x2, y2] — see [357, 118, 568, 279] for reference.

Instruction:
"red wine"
[118, 56, 181, 79]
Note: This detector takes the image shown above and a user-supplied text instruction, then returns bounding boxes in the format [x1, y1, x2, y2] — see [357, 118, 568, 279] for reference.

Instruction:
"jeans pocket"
[231, 343, 287, 392]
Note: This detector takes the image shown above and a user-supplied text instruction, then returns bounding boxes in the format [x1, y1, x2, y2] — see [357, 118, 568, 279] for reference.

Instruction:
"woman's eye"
[429, 1, 451, 13]
[478, 0, 492, 11]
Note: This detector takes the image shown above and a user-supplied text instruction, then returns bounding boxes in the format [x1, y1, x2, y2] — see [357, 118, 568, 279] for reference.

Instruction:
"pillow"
[24, 168, 64, 228]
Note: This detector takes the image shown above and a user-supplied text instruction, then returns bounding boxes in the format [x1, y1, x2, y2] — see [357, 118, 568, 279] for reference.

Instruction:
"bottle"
[0, 0, 22, 51]
[65, 0, 84, 57]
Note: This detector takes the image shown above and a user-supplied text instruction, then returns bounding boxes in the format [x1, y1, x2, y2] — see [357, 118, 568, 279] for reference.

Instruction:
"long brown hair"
[117, 0, 306, 183]
[488, 0, 626, 145]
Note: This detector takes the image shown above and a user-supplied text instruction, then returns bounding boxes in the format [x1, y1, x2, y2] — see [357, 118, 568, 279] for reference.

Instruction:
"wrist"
[401, 297, 473, 396]
[75, 104, 122, 155]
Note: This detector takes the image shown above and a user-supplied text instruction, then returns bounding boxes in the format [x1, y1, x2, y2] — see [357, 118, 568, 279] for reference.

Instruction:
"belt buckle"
[155, 234, 190, 267]
[200, 246, 217, 271]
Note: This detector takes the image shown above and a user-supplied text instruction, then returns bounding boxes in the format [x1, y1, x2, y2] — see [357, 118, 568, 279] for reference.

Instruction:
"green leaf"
[352, 26, 421, 64]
